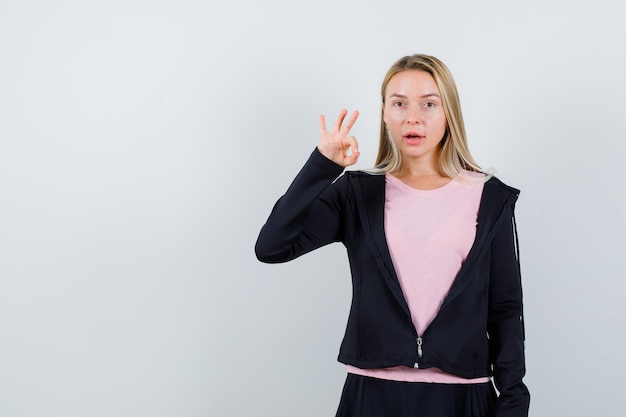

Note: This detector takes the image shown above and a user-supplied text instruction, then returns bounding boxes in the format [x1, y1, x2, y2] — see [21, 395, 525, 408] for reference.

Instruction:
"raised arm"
[255, 110, 360, 263]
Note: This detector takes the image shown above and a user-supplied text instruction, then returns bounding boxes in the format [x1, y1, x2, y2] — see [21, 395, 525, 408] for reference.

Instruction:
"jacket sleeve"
[255, 148, 348, 263]
[488, 202, 531, 417]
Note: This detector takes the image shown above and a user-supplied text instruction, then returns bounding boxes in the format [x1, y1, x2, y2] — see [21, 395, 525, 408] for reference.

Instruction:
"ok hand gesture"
[318, 109, 360, 168]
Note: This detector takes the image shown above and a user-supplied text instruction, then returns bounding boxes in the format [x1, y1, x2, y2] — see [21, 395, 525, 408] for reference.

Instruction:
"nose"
[406, 105, 421, 124]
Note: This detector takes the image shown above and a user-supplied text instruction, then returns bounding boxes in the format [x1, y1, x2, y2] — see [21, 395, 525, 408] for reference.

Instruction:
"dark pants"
[335, 373, 496, 417]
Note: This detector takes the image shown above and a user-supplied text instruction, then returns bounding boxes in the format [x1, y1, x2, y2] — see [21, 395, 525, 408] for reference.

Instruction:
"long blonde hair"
[373, 54, 483, 178]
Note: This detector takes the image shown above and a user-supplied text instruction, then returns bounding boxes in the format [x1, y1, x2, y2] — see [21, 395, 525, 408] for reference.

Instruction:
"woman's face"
[383, 70, 447, 165]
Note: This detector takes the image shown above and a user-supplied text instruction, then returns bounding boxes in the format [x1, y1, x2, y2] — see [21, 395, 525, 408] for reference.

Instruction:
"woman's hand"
[318, 109, 360, 167]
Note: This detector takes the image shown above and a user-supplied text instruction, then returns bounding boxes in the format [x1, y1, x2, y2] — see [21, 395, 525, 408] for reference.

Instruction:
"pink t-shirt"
[348, 171, 490, 383]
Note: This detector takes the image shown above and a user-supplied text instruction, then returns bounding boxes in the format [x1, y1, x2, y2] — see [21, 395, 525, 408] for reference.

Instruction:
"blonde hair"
[373, 54, 483, 178]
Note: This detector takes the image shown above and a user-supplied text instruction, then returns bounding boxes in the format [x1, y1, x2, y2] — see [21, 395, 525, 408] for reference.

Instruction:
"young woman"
[255, 54, 529, 417]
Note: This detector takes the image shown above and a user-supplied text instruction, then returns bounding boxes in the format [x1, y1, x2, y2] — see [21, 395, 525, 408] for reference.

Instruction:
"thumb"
[343, 135, 360, 166]
[344, 150, 360, 166]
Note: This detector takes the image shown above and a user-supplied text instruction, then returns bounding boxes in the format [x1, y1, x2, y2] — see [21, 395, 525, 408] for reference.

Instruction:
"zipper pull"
[416, 337, 423, 358]
[414, 337, 423, 368]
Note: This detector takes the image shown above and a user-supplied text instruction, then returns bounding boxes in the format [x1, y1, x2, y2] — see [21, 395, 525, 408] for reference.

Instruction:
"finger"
[319, 114, 328, 135]
[340, 110, 359, 135]
[339, 135, 359, 166]
[344, 150, 360, 166]
[343, 141, 360, 165]
[332, 109, 348, 132]
[345, 135, 359, 155]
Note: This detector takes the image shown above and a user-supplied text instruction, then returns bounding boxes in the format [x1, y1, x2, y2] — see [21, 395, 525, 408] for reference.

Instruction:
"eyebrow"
[388, 93, 441, 99]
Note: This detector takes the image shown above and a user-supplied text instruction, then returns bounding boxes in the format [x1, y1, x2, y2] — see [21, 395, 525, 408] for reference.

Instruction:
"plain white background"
[1, 0, 624, 416]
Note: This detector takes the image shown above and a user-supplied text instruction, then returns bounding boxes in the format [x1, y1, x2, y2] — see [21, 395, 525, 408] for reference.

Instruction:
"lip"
[403, 132, 425, 145]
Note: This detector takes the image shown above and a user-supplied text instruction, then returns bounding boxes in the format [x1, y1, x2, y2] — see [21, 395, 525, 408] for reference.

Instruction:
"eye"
[392, 101, 405, 108]
[424, 101, 436, 108]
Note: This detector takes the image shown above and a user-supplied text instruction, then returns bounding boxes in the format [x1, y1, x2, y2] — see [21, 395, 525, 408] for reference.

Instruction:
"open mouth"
[404, 132, 424, 143]
[404, 133, 424, 144]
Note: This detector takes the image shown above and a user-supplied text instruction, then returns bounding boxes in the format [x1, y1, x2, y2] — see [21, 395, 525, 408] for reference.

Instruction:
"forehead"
[385, 70, 440, 97]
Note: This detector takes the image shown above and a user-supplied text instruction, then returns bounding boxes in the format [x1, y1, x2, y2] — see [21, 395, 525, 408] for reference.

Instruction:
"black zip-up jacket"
[256, 149, 530, 417]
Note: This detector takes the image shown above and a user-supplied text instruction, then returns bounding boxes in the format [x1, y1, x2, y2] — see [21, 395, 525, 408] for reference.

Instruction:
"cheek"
[385, 110, 405, 123]
[432, 113, 447, 131]
[440, 118, 449, 133]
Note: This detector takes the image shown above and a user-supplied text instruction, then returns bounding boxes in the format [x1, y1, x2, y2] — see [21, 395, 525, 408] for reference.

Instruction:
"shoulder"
[344, 169, 384, 178]
[458, 169, 519, 195]
[481, 176, 520, 212]
[337, 169, 386, 184]
[485, 175, 520, 196]
[329, 170, 385, 201]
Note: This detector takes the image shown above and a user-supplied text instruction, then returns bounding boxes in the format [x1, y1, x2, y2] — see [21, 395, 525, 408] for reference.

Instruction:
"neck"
[397, 157, 442, 178]
[391, 157, 451, 190]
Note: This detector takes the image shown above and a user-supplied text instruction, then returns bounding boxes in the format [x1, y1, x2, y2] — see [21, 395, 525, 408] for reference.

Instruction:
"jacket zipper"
[413, 337, 423, 368]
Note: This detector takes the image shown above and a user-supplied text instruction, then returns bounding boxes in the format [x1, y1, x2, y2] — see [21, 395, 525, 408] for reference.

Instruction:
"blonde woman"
[256, 54, 529, 417]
